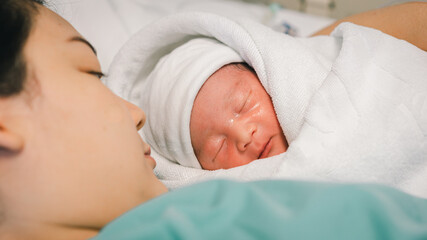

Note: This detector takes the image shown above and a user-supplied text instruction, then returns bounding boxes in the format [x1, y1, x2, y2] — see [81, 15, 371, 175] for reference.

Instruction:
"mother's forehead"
[32, 6, 82, 43]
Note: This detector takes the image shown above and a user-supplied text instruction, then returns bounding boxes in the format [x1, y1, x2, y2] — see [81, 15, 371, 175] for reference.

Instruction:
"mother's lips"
[258, 137, 272, 159]
[143, 144, 157, 168]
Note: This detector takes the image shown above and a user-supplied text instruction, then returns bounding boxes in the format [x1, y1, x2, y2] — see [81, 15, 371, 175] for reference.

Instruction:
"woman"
[0, 1, 426, 239]
[312, 1, 427, 51]
[0, 0, 167, 238]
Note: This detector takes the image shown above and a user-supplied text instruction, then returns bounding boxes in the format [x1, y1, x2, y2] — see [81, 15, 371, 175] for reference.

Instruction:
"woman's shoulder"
[93, 179, 427, 240]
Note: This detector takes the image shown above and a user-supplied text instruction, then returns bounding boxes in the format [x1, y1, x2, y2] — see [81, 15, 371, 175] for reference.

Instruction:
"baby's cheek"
[228, 158, 255, 169]
[221, 150, 251, 169]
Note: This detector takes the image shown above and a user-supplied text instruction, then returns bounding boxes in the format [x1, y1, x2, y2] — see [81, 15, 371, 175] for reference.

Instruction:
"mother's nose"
[123, 100, 146, 130]
[232, 122, 257, 152]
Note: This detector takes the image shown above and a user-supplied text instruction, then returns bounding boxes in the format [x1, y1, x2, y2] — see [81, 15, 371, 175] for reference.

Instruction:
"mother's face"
[0, 6, 166, 231]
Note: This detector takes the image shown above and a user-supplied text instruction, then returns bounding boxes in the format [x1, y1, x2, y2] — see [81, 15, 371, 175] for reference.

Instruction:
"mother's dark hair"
[0, 0, 44, 97]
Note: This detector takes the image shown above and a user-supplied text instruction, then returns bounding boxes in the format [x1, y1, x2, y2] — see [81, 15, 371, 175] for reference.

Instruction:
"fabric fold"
[107, 12, 427, 198]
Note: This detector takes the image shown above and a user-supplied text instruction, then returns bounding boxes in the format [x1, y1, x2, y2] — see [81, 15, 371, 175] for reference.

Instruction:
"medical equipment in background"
[262, 0, 419, 18]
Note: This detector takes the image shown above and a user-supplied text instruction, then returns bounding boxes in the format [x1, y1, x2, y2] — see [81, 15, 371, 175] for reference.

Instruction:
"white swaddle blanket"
[106, 12, 427, 198]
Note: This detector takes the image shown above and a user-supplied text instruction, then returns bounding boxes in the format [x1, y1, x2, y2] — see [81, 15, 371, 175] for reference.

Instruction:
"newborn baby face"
[190, 64, 288, 170]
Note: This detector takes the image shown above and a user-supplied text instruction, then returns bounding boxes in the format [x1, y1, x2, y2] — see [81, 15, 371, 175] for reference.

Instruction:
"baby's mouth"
[258, 137, 272, 159]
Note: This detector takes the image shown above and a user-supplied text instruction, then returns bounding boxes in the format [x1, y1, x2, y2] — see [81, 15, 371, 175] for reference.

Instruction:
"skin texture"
[0, 6, 167, 240]
[190, 64, 288, 170]
[312, 2, 427, 51]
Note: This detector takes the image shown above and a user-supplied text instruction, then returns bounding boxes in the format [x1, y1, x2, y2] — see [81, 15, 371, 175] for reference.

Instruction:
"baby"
[141, 38, 287, 170]
[190, 63, 288, 170]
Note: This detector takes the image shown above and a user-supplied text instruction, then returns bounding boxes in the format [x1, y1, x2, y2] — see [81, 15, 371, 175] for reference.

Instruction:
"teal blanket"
[93, 180, 427, 239]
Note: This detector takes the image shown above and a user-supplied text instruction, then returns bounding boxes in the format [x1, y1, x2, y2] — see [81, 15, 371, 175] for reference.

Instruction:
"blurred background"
[249, 0, 421, 18]
[48, 0, 425, 71]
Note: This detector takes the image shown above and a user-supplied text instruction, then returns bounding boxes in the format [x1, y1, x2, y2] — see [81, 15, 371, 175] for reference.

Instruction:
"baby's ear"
[0, 123, 24, 154]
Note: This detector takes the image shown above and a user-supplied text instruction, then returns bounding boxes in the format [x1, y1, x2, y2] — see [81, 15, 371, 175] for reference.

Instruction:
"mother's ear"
[0, 123, 24, 154]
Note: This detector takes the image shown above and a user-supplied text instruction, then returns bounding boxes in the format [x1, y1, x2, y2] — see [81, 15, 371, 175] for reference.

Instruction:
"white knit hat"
[140, 38, 243, 168]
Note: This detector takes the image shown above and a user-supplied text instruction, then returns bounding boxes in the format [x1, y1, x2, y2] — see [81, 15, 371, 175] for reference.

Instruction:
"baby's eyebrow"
[69, 36, 97, 56]
[225, 79, 244, 104]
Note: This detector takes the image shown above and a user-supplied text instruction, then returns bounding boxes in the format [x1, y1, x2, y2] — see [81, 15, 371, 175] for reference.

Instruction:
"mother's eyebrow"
[69, 36, 97, 56]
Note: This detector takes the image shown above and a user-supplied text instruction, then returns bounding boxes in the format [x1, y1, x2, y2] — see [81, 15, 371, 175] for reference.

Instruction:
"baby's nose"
[233, 123, 257, 152]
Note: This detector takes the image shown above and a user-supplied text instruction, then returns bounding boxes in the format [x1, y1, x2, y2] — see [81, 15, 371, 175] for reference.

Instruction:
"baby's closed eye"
[238, 90, 252, 113]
